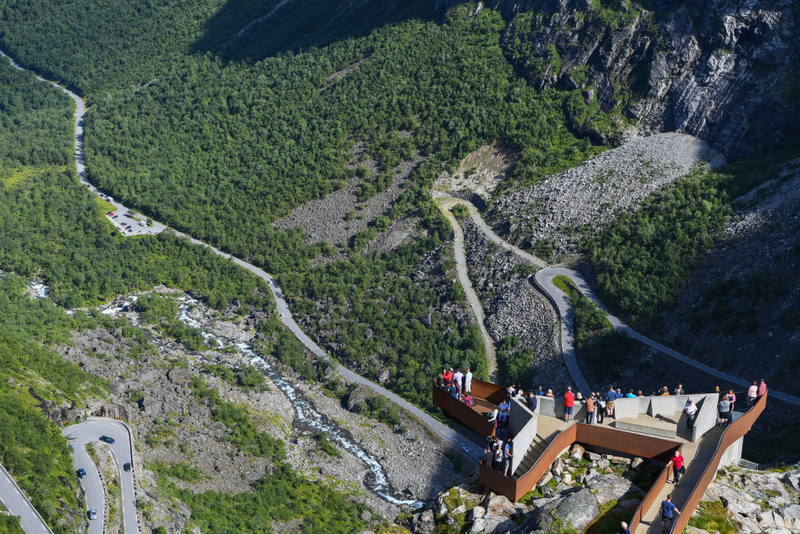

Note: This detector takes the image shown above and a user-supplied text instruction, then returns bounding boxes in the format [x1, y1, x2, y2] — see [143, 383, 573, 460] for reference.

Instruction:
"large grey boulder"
[345, 384, 372, 413]
[586, 474, 636, 506]
[538, 488, 600, 531]
[717, 483, 761, 517]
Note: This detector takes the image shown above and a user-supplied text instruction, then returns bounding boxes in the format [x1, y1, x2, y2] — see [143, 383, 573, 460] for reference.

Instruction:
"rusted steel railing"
[668, 392, 768, 533]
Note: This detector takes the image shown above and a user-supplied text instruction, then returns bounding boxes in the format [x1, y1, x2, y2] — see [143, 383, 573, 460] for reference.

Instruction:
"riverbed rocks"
[53, 288, 473, 530]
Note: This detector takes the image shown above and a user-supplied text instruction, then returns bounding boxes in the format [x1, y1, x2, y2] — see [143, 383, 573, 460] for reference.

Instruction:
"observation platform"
[433, 379, 767, 534]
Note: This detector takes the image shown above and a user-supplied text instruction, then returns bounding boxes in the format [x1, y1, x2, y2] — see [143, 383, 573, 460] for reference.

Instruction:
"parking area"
[105, 210, 153, 236]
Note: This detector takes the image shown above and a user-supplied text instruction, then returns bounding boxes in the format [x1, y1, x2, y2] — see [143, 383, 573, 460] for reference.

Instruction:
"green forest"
[0, 0, 609, 414]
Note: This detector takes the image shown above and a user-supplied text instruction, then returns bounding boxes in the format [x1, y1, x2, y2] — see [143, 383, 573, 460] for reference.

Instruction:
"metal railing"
[667, 392, 768, 533]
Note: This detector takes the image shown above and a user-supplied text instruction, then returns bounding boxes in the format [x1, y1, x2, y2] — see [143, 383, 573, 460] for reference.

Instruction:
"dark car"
[87, 509, 98, 520]
[77, 468, 87, 478]
[123, 462, 132, 472]
[99, 435, 115, 444]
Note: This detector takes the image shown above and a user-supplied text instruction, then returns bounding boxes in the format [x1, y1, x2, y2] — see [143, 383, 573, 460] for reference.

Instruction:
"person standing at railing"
[585, 394, 595, 424]
[718, 396, 732, 426]
[464, 367, 473, 395]
[684, 399, 697, 430]
[659, 494, 681, 533]
[747, 381, 758, 409]
[453, 368, 464, 398]
[758, 379, 767, 398]
[605, 386, 617, 419]
[503, 437, 514, 477]
[726, 389, 736, 412]
[595, 392, 606, 424]
[498, 398, 510, 430]
[564, 387, 575, 422]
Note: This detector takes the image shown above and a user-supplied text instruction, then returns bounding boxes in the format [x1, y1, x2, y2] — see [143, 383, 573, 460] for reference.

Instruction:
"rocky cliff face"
[443, 0, 798, 157]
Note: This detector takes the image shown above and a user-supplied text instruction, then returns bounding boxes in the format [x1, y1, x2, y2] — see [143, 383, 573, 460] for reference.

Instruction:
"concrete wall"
[615, 397, 650, 420]
[649, 395, 687, 418]
[536, 395, 587, 420]
[692, 394, 720, 443]
[538, 396, 561, 418]
[509, 398, 538, 474]
[719, 436, 744, 468]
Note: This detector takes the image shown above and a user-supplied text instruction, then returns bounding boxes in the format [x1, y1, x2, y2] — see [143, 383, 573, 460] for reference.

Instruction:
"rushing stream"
[104, 294, 423, 508]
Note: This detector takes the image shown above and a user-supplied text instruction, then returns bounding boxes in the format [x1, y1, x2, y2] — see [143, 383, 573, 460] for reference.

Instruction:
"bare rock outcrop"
[487, 133, 723, 257]
[499, 0, 798, 158]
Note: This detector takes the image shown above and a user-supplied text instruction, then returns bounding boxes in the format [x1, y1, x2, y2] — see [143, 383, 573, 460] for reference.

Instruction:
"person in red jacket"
[564, 387, 575, 422]
[670, 450, 685, 484]
[442, 367, 453, 385]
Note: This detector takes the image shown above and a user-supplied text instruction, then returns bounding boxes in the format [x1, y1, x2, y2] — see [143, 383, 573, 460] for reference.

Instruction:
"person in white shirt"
[453, 368, 464, 397]
[747, 381, 758, 409]
[684, 399, 697, 429]
[464, 367, 473, 395]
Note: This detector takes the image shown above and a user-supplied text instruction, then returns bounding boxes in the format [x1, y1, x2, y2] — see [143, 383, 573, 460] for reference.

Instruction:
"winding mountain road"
[437, 196, 800, 406]
[0, 50, 484, 460]
[4, 50, 798, 511]
[435, 198, 497, 378]
[62, 419, 139, 534]
[0, 463, 51, 534]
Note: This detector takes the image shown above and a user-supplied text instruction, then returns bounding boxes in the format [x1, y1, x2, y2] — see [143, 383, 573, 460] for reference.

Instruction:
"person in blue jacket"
[659, 494, 681, 532]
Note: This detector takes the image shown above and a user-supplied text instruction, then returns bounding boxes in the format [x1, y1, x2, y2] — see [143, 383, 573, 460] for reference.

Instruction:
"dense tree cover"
[0, 1, 601, 416]
[496, 335, 534, 388]
[161, 463, 367, 533]
[552, 275, 643, 384]
[0, 275, 109, 397]
[198, 0, 439, 61]
[0, 59, 72, 171]
[280, 229, 488, 411]
[0, 169, 275, 311]
[0, 513, 23, 534]
[586, 169, 732, 322]
[2, 3, 594, 273]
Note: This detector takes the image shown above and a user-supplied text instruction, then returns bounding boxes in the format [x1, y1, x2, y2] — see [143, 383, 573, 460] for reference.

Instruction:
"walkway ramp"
[635, 426, 722, 534]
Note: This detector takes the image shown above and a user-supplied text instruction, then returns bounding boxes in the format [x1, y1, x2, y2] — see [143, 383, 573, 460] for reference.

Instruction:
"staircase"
[512, 420, 566, 479]
[513, 438, 550, 478]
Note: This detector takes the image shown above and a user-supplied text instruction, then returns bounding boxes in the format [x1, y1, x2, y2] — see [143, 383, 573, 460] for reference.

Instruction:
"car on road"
[112, 215, 119, 219]
[99, 435, 115, 444]
[123, 462, 132, 472]
[87, 509, 97, 520]
[77, 468, 86, 478]
[280, 312, 285, 317]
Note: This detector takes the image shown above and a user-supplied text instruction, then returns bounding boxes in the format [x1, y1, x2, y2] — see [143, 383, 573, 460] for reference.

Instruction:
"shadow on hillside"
[192, 0, 455, 63]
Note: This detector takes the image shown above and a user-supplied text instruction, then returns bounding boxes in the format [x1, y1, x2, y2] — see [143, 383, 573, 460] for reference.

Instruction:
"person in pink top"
[757, 378, 767, 398]
[747, 381, 758, 408]
[564, 387, 575, 422]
